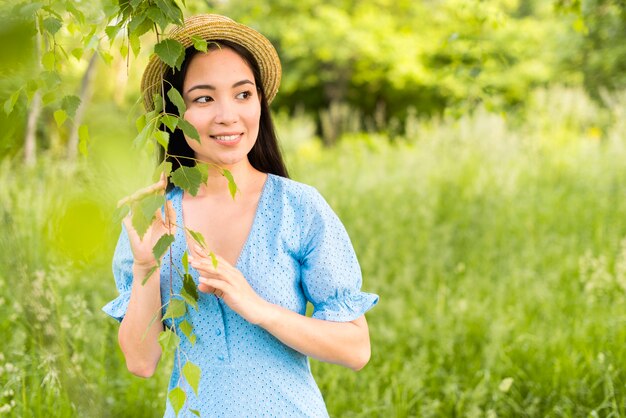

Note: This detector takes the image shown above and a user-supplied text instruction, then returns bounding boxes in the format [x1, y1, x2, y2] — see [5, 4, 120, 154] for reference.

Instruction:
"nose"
[213, 99, 237, 125]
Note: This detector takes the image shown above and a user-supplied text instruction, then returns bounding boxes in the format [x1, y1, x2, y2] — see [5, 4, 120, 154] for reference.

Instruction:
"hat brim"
[140, 14, 281, 111]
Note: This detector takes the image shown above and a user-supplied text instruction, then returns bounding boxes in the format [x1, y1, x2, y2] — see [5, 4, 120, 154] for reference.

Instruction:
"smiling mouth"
[212, 134, 241, 142]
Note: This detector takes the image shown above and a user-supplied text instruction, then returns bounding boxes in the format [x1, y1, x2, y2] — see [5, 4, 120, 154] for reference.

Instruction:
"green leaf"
[153, 160, 173, 182]
[209, 251, 218, 269]
[189, 409, 200, 417]
[171, 166, 202, 196]
[105, 25, 121, 41]
[131, 194, 164, 238]
[182, 273, 199, 308]
[155, 130, 170, 149]
[62, 95, 81, 118]
[65, 1, 85, 25]
[191, 35, 208, 52]
[177, 118, 200, 143]
[150, 93, 163, 117]
[133, 118, 155, 148]
[131, 204, 152, 239]
[129, 15, 153, 38]
[164, 298, 186, 319]
[54, 109, 68, 127]
[78, 125, 89, 157]
[120, 43, 129, 60]
[181, 287, 198, 311]
[43, 17, 62, 35]
[167, 87, 186, 116]
[152, 233, 175, 261]
[147, 5, 170, 32]
[183, 273, 199, 301]
[222, 169, 238, 199]
[182, 362, 201, 396]
[168, 387, 186, 416]
[19, 2, 42, 17]
[140, 194, 166, 220]
[186, 228, 207, 248]
[154, 39, 185, 70]
[197, 163, 209, 184]
[130, 0, 144, 9]
[155, 0, 184, 25]
[161, 114, 178, 131]
[112, 205, 130, 225]
[71, 48, 83, 60]
[182, 251, 189, 273]
[42, 91, 59, 106]
[136, 114, 146, 133]
[4, 90, 21, 115]
[42, 51, 55, 71]
[141, 264, 158, 285]
[179, 319, 196, 345]
[129, 33, 141, 57]
[179, 319, 193, 339]
[158, 328, 180, 353]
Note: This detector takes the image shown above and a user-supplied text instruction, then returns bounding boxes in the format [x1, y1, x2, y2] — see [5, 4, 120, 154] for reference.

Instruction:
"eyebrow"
[185, 79, 255, 94]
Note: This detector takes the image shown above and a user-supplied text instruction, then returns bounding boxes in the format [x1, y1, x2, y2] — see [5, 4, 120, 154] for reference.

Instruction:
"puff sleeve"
[299, 188, 378, 322]
[102, 224, 134, 322]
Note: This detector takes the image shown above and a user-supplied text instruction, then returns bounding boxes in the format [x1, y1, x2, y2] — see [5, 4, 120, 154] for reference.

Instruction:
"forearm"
[258, 303, 371, 371]
[118, 264, 163, 377]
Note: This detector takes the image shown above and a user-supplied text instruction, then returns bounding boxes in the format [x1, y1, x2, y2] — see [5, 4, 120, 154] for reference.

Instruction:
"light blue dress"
[103, 174, 379, 417]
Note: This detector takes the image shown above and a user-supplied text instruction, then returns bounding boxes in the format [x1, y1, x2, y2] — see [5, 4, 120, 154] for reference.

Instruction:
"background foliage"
[1, 0, 626, 416]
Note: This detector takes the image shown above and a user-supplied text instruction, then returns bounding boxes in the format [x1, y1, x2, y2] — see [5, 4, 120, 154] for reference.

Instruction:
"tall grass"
[1, 88, 626, 417]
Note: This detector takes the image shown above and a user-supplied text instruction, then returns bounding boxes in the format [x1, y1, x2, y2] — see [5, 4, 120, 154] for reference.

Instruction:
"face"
[182, 47, 261, 168]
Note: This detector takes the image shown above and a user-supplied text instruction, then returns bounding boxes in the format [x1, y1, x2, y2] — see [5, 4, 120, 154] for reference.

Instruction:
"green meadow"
[1, 87, 625, 417]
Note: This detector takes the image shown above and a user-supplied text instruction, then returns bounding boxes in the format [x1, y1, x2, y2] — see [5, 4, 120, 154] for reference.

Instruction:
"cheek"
[244, 107, 261, 131]
[183, 108, 206, 128]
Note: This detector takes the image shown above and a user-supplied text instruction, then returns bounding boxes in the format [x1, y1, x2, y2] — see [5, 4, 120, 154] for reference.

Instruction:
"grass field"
[1, 88, 626, 417]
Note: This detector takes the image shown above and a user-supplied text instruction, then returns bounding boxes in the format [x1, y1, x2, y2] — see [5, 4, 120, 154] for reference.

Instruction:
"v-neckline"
[178, 173, 272, 269]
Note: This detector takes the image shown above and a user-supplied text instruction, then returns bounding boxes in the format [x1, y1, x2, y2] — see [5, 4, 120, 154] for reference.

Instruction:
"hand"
[188, 244, 270, 325]
[120, 175, 177, 270]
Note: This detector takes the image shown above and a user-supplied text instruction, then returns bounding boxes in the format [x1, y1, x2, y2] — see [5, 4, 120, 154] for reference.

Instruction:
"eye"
[193, 96, 213, 104]
[236, 91, 253, 100]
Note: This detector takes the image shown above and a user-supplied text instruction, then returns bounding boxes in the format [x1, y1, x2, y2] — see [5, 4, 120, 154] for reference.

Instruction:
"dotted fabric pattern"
[103, 174, 379, 417]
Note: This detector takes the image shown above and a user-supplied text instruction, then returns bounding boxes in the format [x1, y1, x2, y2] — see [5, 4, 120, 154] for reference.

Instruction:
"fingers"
[198, 277, 231, 296]
[198, 282, 216, 294]
[197, 280, 224, 298]
[155, 200, 177, 232]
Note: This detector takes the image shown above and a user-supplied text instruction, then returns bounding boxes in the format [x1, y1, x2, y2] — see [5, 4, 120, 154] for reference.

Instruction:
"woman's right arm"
[118, 263, 163, 378]
[117, 177, 176, 378]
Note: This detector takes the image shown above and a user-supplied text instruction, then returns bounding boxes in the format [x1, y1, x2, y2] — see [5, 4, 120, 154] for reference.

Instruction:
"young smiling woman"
[103, 14, 378, 418]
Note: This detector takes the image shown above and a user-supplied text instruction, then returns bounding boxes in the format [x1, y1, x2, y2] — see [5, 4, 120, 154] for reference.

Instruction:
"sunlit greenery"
[1, 86, 626, 416]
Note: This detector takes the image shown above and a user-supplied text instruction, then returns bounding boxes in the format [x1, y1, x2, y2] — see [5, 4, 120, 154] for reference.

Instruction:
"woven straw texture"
[141, 14, 281, 111]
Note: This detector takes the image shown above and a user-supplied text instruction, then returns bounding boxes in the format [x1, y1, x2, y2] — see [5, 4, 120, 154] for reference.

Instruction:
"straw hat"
[141, 14, 281, 111]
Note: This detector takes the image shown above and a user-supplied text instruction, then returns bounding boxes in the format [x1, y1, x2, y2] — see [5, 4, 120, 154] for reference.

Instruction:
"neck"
[195, 159, 261, 197]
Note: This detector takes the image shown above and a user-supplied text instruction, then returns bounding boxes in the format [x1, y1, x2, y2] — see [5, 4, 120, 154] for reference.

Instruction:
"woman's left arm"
[259, 301, 371, 371]
[188, 249, 372, 371]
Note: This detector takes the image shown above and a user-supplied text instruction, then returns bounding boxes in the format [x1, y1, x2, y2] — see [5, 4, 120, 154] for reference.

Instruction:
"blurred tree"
[0, 1, 114, 163]
[215, 0, 569, 141]
[554, 0, 626, 98]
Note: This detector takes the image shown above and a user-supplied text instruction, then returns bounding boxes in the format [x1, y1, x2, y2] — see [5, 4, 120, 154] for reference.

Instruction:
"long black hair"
[158, 39, 289, 191]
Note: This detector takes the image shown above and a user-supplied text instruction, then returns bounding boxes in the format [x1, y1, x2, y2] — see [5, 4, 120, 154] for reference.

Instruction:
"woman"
[103, 14, 378, 417]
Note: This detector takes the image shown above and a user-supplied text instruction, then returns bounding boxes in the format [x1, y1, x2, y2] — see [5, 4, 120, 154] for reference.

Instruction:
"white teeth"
[214, 134, 240, 141]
